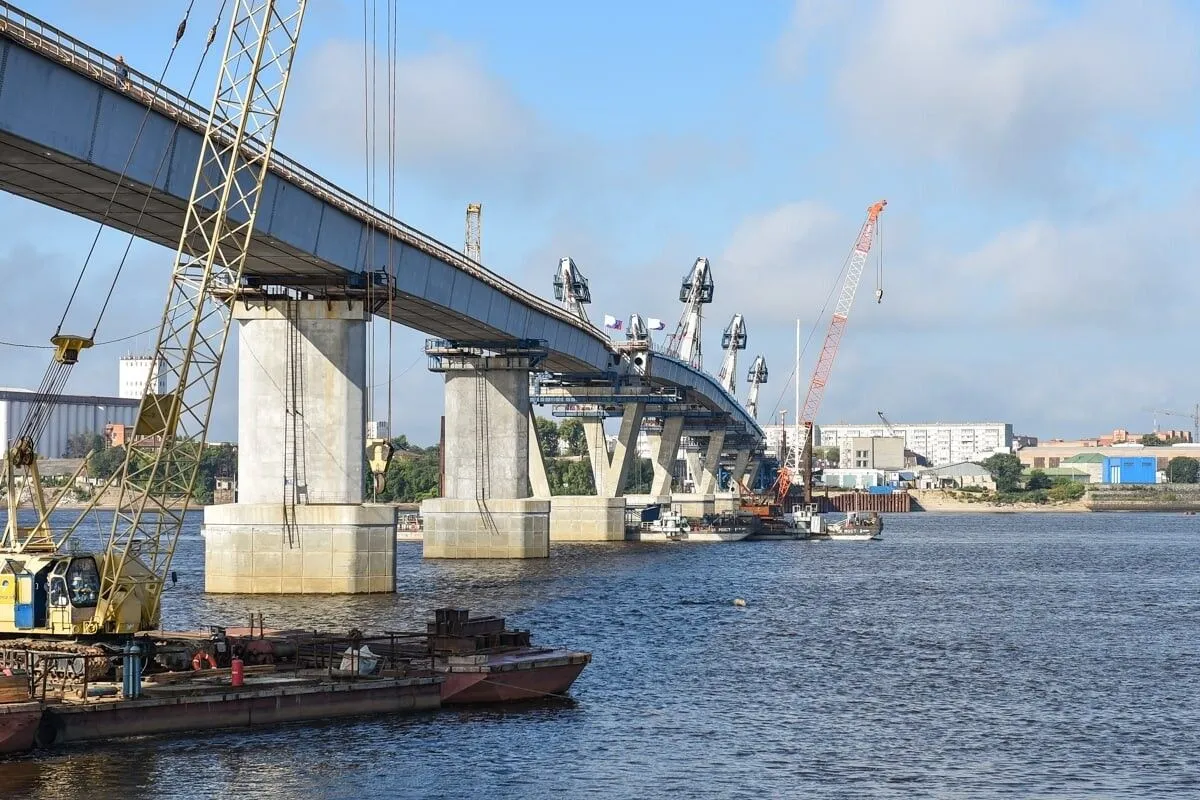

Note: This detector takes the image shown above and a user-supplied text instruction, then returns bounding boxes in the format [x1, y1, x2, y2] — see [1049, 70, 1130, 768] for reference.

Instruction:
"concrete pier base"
[421, 498, 550, 558]
[714, 492, 742, 514]
[671, 494, 716, 519]
[202, 504, 396, 594]
[625, 494, 670, 509]
[549, 496, 626, 542]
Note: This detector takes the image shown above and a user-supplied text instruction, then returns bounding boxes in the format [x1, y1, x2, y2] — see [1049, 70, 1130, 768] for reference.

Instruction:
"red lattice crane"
[784, 199, 886, 502]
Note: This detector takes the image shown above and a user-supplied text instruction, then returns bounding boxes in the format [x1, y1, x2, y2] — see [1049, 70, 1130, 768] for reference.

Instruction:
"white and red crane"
[780, 199, 887, 503]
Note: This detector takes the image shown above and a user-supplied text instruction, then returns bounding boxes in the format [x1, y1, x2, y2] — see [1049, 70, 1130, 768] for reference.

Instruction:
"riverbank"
[910, 489, 1090, 513]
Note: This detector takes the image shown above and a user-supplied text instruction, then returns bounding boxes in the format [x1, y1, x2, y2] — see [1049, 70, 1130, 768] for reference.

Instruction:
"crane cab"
[0, 555, 101, 636]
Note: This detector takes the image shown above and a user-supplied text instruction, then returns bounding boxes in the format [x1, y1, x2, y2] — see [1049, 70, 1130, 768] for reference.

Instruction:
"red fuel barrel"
[231, 657, 245, 687]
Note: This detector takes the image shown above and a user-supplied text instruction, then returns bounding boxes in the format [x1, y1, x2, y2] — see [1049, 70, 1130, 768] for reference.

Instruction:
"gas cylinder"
[231, 657, 244, 687]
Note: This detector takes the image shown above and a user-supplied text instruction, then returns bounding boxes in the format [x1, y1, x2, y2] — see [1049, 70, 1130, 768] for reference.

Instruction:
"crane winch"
[664, 258, 713, 369]
[0, 0, 309, 641]
[716, 314, 747, 395]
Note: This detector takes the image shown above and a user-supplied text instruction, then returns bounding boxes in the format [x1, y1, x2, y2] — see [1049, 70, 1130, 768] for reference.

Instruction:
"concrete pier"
[202, 298, 395, 593]
[421, 345, 549, 558]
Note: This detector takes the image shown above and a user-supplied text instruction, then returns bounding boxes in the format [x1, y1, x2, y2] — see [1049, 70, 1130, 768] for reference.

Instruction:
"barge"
[0, 608, 589, 754]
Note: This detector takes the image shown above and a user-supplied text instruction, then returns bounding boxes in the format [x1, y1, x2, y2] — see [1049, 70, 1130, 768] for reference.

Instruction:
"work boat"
[631, 507, 750, 542]
[784, 504, 883, 541]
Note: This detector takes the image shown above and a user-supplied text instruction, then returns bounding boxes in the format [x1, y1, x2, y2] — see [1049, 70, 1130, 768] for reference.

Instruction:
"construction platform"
[0, 608, 590, 755]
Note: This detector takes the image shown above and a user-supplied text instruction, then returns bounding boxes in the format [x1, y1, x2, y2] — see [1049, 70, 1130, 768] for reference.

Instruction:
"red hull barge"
[0, 701, 41, 755]
[439, 648, 591, 704]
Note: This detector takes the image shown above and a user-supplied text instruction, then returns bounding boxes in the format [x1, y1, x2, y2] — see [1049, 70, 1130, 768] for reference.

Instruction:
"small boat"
[824, 510, 883, 541]
[427, 609, 590, 704]
[629, 507, 750, 542]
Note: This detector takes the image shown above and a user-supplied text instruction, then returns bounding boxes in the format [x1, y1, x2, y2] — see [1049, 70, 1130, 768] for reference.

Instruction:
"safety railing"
[0, 1, 609, 348]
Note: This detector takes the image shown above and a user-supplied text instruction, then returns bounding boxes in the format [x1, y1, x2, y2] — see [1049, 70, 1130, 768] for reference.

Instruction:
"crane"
[626, 313, 649, 343]
[665, 258, 713, 369]
[1152, 405, 1200, 443]
[784, 200, 886, 502]
[553, 257, 591, 324]
[0, 0, 308, 639]
[464, 203, 482, 262]
[877, 410, 896, 437]
[716, 314, 747, 395]
[745, 355, 767, 421]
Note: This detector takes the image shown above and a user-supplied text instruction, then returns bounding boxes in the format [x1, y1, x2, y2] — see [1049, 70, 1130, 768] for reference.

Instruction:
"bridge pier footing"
[421, 346, 549, 558]
[549, 496, 627, 542]
[203, 298, 395, 594]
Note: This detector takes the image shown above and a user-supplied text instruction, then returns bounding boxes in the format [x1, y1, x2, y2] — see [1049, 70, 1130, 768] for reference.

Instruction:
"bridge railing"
[0, 1, 609, 347]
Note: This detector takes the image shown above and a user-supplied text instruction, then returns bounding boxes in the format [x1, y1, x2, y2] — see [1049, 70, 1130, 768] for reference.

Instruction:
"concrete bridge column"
[550, 403, 645, 542]
[202, 298, 396, 594]
[420, 348, 549, 558]
[674, 431, 725, 518]
[716, 447, 751, 514]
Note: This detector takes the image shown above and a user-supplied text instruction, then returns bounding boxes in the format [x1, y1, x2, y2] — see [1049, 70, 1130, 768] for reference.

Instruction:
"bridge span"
[0, 2, 764, 582]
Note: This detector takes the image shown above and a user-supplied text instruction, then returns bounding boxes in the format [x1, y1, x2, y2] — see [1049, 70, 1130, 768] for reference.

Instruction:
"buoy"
[733, 598, 746, 607]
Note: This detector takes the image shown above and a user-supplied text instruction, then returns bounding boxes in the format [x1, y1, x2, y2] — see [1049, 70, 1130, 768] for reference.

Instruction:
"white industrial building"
[0, 388, 139, 458]
[118, 355, 166, 400]
[816, 422, 1014, 467]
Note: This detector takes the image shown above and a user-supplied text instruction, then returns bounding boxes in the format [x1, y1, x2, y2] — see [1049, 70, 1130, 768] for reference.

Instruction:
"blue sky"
[3, 0, 1200, 445]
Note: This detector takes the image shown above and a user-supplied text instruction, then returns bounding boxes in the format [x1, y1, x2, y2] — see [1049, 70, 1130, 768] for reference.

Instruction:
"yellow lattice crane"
[0, 0, 309, 640]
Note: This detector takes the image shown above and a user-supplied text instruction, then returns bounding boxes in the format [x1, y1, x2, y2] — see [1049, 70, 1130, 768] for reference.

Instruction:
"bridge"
[0, 3, 764, 588]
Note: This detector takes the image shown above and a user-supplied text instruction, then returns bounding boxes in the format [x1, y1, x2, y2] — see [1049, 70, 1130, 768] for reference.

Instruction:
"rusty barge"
[0, 608, 589, 755]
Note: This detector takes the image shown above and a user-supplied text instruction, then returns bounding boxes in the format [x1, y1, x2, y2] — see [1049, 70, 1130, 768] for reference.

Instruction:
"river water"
[1, 511, 1198, 798]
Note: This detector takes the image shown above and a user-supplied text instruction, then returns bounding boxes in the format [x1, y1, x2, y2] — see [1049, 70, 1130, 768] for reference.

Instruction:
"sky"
[3, 0, 1200, 445]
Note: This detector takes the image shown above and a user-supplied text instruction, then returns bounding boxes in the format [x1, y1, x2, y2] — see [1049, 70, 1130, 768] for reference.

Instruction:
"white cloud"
[777, 0, 1199, 184]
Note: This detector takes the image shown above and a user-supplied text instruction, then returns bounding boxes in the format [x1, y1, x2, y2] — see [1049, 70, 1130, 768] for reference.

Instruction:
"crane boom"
[745, 355, 767, 420]
[798, 200, 885, 430]
[464, 203, 482, 262]
[716, 313, 746, 395]
[94, 0, 308, 633]
[665, 257, 713, 369]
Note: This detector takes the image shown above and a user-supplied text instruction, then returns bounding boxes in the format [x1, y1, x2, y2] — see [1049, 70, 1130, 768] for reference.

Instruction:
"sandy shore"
[909, 490, 1089, 513]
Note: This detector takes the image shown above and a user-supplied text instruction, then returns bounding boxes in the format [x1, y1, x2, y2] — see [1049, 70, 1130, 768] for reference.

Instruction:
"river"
[1, 511, 1198, 798]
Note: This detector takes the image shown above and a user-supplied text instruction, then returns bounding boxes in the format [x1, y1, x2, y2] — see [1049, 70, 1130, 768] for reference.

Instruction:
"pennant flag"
[647, 317, 667, 331]
[603, 314, 623, 330]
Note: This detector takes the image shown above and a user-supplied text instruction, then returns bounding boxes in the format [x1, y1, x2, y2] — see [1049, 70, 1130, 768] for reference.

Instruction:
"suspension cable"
[55, 0, 199, 337]
[385, 0, 397, 435]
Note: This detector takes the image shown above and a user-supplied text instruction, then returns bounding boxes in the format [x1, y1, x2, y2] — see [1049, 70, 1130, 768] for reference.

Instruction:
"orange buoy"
[191, 651, 218, 671]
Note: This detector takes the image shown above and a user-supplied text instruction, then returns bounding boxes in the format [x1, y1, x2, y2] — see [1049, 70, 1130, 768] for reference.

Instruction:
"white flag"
[603, 314, 623, 330]
[647, 317, 666, 331]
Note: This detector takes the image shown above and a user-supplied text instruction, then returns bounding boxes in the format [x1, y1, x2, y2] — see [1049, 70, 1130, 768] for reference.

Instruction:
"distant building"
[1102, 456, 1157, 485]
[840, 436, 906, 470]
[118, 355, 165, 400]
[918, 462, 996, 490]
[1019, 443, 1200, 475]
[817, 422, 1014, 467]
[0, 388, 139, 458]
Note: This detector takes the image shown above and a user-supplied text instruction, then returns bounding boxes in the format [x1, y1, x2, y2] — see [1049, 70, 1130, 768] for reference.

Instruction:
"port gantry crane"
[553, 257, 592, 324]
[745, 356, 767, 421]
[665, 258, 714, 369]
[716, 314, 747, 396]
[780, 200, 887, 504]
[0, 0, 309, 643]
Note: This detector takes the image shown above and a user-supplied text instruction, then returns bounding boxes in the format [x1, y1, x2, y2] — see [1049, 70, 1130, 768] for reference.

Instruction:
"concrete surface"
[549, 496, 626, 541]
[421, 498, 550, 558]
[202, 503, 396, 593]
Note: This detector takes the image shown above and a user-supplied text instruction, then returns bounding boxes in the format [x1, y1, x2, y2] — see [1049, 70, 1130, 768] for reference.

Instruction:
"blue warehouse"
[1102, 456, 1158, 485]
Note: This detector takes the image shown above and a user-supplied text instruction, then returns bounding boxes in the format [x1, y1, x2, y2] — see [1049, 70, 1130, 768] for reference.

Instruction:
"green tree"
[558, 418, 588, 457]
[195, 443, 238, 503]
[533, 417, 560, 459]
[1140, 434, 1168, 447]
[1167, 456, 1200, 484]
[1048, 482, 1086, 502]
[625, 457, 654, 494]
[979, 453, 1024, 492]
[1026, 469, 1052, 490]
[63, 433, 104, 458]
[88, 446, 127, 480]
